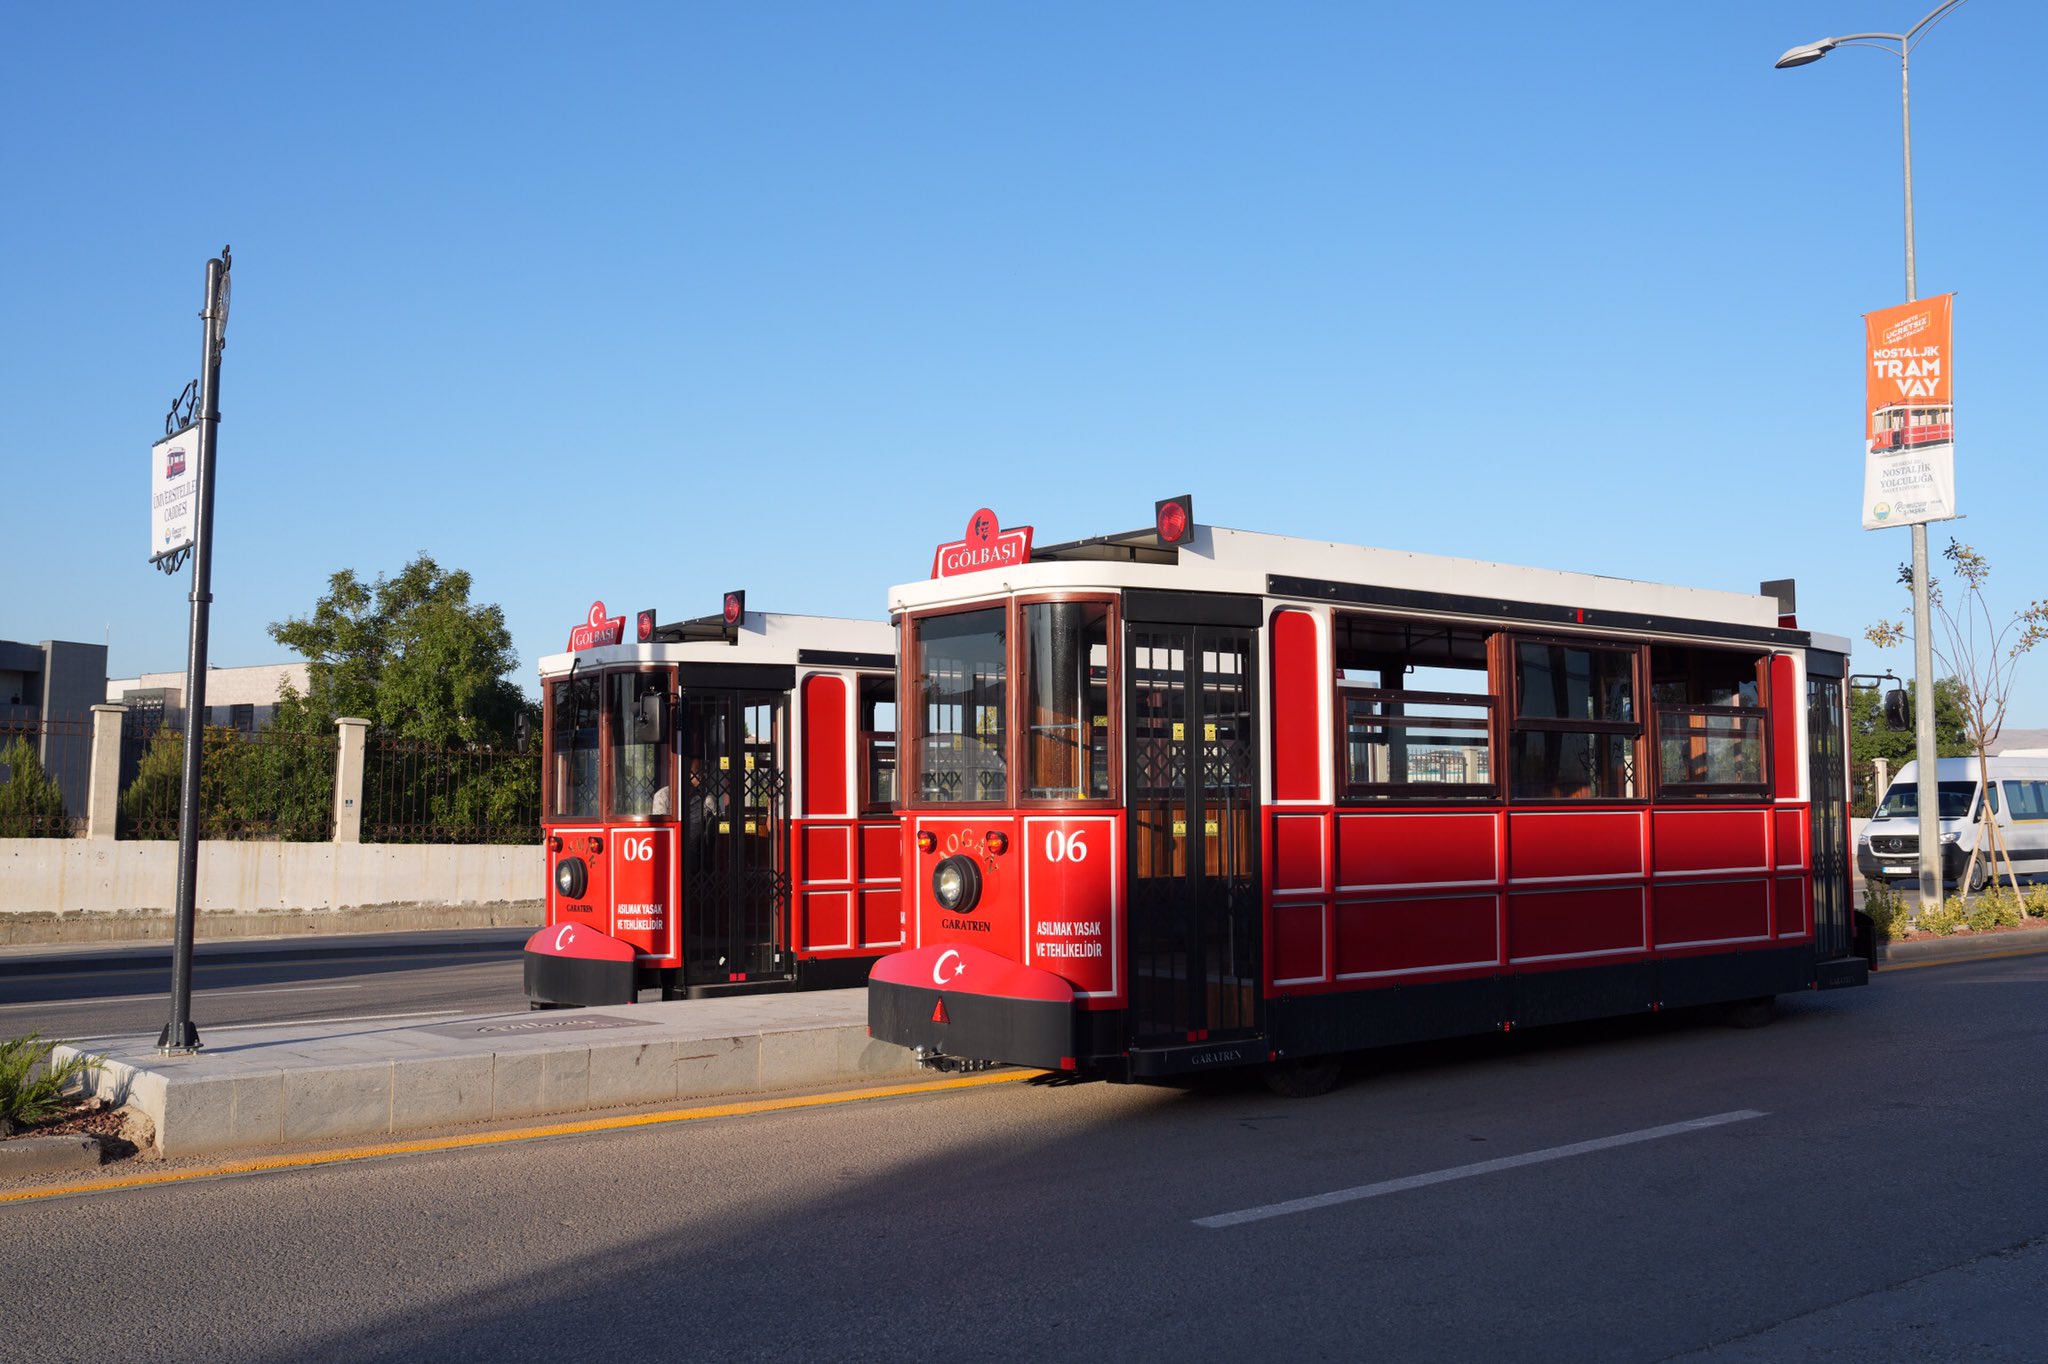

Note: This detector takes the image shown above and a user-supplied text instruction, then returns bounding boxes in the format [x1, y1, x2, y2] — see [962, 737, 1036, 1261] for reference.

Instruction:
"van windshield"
[1872, 780, 1984, 820]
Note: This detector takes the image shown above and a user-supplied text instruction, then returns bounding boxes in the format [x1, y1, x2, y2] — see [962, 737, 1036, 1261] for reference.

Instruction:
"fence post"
[1873, 757, 1891, 804]
[334, 718, 370, 844]
[86, 703, 127, 840]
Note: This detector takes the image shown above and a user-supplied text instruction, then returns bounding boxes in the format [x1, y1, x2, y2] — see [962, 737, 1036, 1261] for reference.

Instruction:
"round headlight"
[932, 854, 982, 913]
[554, 856, 588, 900]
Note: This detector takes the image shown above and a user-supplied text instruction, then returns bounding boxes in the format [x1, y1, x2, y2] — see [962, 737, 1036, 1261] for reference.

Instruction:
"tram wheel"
[1263, 1056, 1344, 1098]
[1723, 996, 1776, 1030]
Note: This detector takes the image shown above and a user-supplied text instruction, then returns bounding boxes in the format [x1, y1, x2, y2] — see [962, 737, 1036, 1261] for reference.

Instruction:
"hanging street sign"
[150, 423, 200, 564]
[1863, 294, 1956, 530]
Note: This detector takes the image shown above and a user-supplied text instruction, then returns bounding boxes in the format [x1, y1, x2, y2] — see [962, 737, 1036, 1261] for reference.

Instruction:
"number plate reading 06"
[1025, 816, 1118, 999]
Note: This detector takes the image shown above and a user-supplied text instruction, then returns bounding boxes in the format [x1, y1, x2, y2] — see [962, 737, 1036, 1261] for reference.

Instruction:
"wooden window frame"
[902, 602, 1015, 811]
[1647, 647, 1772, 803]
[543, 669, 605, 824]
[1504, 633, 1646, 805]
[1016, 592, 1121, 809]
[856, 671, 897, 815]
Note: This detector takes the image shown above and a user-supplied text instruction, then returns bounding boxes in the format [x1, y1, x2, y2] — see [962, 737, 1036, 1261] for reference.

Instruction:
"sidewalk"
[55, 989, 917, 1158]
[38, 929, 2046, 1161]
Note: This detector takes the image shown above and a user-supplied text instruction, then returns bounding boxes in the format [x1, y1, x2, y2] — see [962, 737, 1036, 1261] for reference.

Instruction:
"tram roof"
[535, 612, 894, 678]
[892, 524, 1818, 648]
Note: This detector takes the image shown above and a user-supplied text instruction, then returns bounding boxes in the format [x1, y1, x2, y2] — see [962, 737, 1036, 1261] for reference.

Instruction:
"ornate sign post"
[155, 246, 231, 1054]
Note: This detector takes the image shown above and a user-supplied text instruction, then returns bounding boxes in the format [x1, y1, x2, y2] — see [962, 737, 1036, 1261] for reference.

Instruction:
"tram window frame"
[544, 672, 604, 822]
[605, 667, 675, 823]
[1649, 645, 1770, 801]
[1506, 635, 1644, 803]
[1018, 594, 1118, 806]
[1330, 612, 1498, 803]
[906, 604, 1012, 808]
[857, 672, 898, 814]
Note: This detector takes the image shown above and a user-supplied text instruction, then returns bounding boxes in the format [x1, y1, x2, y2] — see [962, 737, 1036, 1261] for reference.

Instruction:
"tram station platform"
[55, 990, 922, 1158]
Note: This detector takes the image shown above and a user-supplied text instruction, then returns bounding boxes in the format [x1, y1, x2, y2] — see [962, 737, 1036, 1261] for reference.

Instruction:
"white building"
[106, 661, 313, 733]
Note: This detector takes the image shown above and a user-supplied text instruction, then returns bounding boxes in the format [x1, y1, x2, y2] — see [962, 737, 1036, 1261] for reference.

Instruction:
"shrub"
[0, 1034, 100, 1134]
[0, 737, 69, 837]
[1865, 882, 1913, 941]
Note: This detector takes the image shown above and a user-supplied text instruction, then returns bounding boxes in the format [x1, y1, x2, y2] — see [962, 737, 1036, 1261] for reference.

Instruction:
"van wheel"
[1724, 996, 1775, 1030]
[1968, 858, 1991, 893]
[1263, 1057, 1344, 1098]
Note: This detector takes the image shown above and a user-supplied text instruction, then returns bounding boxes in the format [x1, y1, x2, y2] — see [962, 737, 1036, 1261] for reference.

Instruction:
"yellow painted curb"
[1881, 942, 2048, 972]
[2, 1068, 1036, 1206]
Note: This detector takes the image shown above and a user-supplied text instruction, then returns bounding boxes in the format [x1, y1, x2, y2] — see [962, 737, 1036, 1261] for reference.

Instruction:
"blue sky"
[5, 2, 2043, 721]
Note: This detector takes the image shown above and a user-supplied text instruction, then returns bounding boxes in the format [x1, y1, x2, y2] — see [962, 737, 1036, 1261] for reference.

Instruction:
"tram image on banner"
[1867, 402, 1953, 453]
[867, 502, 1873, 1094]
[526, 599, 902, 1006]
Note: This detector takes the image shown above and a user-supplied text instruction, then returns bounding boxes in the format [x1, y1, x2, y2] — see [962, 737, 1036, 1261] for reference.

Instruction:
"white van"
[1858, 755, 2048, 890]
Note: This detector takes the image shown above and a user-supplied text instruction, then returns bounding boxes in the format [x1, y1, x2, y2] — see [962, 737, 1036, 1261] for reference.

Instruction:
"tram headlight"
[554, 856, 588, 901]
[932, 855, 982, 913]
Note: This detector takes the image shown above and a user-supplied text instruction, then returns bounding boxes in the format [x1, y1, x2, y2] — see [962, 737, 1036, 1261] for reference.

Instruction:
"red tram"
[869, 504, 1873, 1090]
[526, 598, 902, 1005]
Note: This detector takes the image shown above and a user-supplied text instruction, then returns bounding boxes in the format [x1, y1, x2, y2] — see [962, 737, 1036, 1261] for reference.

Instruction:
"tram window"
[549, 675, 601, 819]
[1333, 614, 1496, 800]
[915, 608, 1007, 804]
[859, 675, 897, 812]
[1024, 601, 1112, 801]
[1650, 646, 1767, 798]
[608, 673, 672, 819]
[1510, 641, 1640, 800]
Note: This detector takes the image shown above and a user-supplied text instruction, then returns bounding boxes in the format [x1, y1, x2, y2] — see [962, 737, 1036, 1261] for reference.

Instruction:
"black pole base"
[156, 1021, 202, 1054]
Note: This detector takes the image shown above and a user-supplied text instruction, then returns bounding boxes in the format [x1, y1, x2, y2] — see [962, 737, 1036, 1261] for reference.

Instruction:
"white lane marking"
[1194, 1109, 1768, 1229]
[57, 1009, 469, 1042]
[0, 984, 365, 1011]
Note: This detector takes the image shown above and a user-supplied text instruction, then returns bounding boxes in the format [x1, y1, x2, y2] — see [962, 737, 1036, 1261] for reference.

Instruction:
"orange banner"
[1862, 294, 1955, 529]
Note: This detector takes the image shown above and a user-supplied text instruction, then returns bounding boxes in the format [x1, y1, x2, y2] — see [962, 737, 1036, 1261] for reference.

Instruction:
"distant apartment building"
[106, 661, 313, 734]
[0, 638, 110, 819]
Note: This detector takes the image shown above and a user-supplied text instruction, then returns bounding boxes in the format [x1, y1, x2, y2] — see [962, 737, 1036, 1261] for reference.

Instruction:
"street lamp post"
[1776, 0, 1968, 918]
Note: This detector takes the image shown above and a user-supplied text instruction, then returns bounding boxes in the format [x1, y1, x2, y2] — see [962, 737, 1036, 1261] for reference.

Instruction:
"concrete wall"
[0, 838, 541, 944]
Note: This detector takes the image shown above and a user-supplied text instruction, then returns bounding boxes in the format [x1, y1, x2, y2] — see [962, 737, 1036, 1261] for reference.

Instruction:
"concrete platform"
[52, 989, 918, 1158]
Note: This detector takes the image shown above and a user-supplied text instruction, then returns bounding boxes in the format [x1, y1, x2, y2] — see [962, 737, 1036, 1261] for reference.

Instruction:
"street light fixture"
[1775, 0, 1968, 917]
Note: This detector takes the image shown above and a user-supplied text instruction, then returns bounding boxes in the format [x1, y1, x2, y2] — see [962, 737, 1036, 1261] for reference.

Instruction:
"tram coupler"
[913, 1047, 1000, 1074]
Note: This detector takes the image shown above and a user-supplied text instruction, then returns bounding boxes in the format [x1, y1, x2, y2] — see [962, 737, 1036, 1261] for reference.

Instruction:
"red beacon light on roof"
[1155, 494, 1194, 546]
[636, 609, 656, 644]
[723, 590, 746, 627]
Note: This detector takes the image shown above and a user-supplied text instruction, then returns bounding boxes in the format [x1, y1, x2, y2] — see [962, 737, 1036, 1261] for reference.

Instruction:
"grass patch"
[0, 1034, 100, 1135]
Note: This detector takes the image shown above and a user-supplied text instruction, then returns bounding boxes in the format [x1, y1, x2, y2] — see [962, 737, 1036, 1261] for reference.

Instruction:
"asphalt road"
[4, 950, 2045, 1362]
[0, 930, 532, 1041]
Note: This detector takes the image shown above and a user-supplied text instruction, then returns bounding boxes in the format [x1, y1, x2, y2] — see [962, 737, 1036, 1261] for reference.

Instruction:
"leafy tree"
[269, 554, 531, 746]
[0, 737, 69, 837]
[1849, 676, 1970, 813]
[1869, 539, 2048, 893]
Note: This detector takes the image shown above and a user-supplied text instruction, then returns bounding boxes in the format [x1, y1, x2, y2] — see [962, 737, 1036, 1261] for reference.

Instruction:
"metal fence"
[0, 716, 92, 838]
[118, 716, 336, 841]
[363, 737, 539, 844]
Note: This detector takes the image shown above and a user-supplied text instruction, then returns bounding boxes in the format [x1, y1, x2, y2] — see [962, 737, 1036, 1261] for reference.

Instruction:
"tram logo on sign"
[568, 600, 626, 651]
[932, 508, 1033, 579]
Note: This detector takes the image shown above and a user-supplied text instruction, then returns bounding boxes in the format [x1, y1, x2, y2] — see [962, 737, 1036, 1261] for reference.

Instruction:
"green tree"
[269, 554, 530, 745]
[1848, 677, 1970, 816]
[0, 737, 69, 837]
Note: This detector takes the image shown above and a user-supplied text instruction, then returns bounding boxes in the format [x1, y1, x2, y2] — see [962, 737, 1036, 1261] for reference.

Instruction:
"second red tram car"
[527, 600, 903, 1005]
[869, 506, 1873, 1089]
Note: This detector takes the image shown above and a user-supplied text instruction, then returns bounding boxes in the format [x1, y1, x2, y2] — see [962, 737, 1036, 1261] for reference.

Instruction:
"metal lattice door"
[1809, 675, 1851, 958]
[680, 691, 790, 981]
[1126, 624, 1261, 1042]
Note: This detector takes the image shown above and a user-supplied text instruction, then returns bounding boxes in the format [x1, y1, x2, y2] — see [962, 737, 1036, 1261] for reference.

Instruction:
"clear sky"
[5, 3, 2043, 721]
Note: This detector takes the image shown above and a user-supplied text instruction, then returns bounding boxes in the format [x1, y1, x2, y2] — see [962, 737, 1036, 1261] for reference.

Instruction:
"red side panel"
[1508, 811, 1643, 881]
[1774, 876, 1808, 937]
[1272, 813, 1325, 894]
[1338, 811, 1497, 889]
[1272, 610, 1321, 802]
[1771, 654, 1800, 800]
[1773, 808, 1807, 869]
[1508, 887, 1645, 963]
[802, 674, 848, 817]
[1335, 895, 1498, 977]
[803, 824, 852, 882]
[1651, 879, 1771, 948]
[1652, 809, 1768, 874]
[861, 821, 902, 880]
[1271, 900, 1326, 985]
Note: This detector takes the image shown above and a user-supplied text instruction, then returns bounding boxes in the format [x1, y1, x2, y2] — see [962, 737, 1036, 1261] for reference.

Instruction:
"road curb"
[0, 1134, 104, 1177]
[1880, 925, 2048, 966]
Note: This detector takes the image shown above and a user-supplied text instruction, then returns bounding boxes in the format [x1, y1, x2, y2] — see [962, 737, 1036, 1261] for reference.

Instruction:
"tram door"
[679, 691, 790, 982]
[1125, 621, 1261, 1043]
[1808, 670, 1852, 958]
